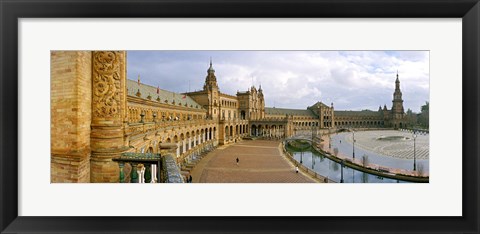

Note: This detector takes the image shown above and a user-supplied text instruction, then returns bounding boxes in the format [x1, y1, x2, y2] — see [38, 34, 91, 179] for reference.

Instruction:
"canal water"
[286, 145, 409, 183]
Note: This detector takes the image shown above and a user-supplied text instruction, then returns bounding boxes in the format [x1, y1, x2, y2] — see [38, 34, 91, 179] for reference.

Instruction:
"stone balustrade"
[113, 153, 161, 183]
[126, 119, 217, 136]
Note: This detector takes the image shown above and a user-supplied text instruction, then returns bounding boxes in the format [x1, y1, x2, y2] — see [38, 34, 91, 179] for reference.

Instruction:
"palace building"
[50, 51, 407, 183]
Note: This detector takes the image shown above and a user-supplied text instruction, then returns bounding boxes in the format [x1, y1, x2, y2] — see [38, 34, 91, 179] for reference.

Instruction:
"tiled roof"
[308, 101, 330, 109]
[265, 107, 315, 116]
[334, 110, 381, 116]
[126, 79, 204, 110]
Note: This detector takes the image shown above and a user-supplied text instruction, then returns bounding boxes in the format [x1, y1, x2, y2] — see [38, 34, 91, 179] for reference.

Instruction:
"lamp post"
[340, 160, 344, 183]
[311, 126, 315, 146]
[328, 159, 331, 176]
[413, 132, 417, 171]
[328, 132, 331, 149]
[352, 130, 355, 159]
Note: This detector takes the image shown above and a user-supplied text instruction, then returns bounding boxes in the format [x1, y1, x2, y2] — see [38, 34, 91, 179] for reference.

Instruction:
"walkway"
[190, 140, 316, 183]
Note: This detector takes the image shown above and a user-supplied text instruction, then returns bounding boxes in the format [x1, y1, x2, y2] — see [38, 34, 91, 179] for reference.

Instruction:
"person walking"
[295, 166, 299, 174]
[236, 157, 239, 166]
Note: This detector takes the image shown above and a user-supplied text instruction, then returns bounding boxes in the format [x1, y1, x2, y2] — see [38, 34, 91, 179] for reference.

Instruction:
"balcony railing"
[126, 119, 217, 136]
[219, 118, 249, 124]
[113, 153, 161, 183]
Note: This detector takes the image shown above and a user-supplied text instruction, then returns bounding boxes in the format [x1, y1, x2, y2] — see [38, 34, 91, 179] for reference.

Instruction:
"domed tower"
[203, 58, 219, 91]
[203, 58, 220, 119]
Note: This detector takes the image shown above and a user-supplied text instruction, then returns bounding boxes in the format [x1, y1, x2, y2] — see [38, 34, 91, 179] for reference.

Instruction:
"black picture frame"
[1, 0, 478, 233]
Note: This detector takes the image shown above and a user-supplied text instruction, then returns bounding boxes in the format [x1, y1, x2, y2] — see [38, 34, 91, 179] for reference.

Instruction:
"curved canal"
[286, 144, 410, 183]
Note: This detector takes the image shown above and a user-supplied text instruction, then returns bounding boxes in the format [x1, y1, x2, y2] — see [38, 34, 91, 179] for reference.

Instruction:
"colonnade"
[174, 127, 217, 159]
[250, 124, 286, 138]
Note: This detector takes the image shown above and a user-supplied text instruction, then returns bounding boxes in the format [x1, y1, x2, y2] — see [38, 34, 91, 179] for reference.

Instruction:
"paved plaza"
[342, 130, 429, 160]
[190, 140, 316, 183]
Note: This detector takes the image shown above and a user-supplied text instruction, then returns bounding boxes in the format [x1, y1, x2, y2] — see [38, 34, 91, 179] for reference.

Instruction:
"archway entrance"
[251, 125, 257, 136]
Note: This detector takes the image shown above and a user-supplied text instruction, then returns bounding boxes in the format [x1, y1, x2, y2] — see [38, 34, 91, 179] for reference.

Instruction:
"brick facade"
[50, 51, 92, 183]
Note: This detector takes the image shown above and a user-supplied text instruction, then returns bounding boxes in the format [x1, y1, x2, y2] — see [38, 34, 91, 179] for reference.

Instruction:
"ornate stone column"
[90, 51, 128, 183]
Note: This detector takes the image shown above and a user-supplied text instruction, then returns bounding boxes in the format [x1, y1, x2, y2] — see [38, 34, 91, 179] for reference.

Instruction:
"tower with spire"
[203, 58, 219, 91]
[258, 85, 265, 119]
[390, 71, 405, 128]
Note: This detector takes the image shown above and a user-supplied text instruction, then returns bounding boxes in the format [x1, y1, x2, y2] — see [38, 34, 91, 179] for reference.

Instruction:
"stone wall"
[50, 51, 92, 183]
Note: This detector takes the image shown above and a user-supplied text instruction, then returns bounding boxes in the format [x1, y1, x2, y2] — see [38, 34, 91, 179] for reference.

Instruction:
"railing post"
[145, 164, 152, 183]
[137, 164, 145, 183]
[151, 164, 157, 183]
[131, 163, 138, 183]
[119, 162, 125, 183]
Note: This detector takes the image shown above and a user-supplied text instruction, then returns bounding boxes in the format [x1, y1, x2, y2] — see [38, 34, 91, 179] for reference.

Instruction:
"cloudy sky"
[127, 51, 429, 113]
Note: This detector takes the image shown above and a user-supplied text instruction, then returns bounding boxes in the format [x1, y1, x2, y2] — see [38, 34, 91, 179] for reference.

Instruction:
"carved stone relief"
[92, 51, 122, 118]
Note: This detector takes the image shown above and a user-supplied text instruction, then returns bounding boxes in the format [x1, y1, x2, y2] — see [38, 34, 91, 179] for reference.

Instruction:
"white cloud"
[127, 51, 429, 112]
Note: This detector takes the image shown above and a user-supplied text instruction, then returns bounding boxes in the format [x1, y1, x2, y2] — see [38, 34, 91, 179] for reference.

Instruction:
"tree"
[421, 101, 429, 112]
[417, 101, 429, 129]
[405, 108, 417, 127]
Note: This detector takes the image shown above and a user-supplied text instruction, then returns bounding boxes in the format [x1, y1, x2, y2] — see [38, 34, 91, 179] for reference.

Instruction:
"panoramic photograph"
[51, 50, 429, 183]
